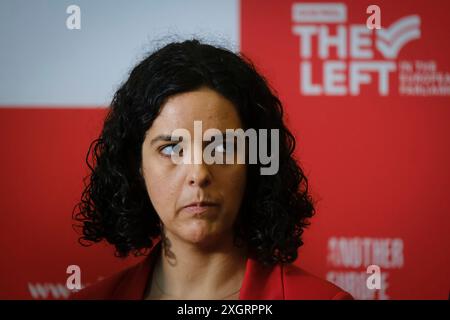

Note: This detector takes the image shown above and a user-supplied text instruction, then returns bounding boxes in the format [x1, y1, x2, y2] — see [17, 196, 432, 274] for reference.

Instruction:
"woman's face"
[141, 87, 247, 248]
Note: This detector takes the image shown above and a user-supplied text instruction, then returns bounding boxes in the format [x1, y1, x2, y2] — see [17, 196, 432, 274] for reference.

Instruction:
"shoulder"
[69, 257, 151, 300]
[281, 264, 354, 300]
[70, 238, 162, 300]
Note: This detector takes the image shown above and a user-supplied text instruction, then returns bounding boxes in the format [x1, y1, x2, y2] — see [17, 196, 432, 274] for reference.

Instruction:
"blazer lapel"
[115, 237, 285, 300]
[113, 238, 162, 299]
[239, 258, 284, 300]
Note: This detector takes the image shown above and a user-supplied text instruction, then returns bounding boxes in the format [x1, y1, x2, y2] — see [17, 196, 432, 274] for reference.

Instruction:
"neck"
[151, 231, 248, 300]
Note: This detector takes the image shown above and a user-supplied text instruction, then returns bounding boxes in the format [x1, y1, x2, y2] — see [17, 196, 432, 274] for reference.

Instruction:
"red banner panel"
[241, 0, 450, 299]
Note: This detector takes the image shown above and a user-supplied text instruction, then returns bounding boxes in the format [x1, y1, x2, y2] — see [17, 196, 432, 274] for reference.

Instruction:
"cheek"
[142, 162, 180, 219]
[219, 165, 247, 210]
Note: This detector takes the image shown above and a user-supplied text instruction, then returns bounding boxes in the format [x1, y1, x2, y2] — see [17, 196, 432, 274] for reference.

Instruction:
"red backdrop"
[241, 0, 450, 299]
[0, 0, 448, 299]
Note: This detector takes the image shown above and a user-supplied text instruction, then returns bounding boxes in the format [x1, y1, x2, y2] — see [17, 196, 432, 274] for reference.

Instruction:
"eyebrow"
[150, 134, 183, 146]
[150, 132, 233, 146]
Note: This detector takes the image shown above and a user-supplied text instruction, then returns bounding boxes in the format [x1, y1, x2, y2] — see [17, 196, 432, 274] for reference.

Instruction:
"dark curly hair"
[73, 38, 315, 266]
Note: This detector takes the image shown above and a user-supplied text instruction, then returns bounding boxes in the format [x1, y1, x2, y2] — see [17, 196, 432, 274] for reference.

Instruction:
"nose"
[187, 162, 212, 188]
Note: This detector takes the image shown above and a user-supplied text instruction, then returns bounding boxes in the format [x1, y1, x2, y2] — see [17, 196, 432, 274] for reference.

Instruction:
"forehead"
[149, 87, 243, 133]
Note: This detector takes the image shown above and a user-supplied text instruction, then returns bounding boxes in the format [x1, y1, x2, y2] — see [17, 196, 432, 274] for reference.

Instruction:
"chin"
[181, 224, 221, 247]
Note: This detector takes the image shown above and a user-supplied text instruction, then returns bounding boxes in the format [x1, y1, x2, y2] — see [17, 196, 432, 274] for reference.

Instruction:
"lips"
[182, 201, 219, 215]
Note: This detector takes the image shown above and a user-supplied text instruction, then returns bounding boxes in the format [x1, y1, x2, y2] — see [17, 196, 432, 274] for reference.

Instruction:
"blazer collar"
[119, 237, 284, 300]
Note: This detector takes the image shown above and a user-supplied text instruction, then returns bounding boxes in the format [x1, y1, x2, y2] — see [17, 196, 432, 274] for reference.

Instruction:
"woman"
[71, 39, 353, 300]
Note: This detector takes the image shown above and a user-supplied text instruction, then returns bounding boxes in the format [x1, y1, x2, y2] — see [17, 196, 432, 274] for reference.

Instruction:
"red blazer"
[70, 238, 353, 300]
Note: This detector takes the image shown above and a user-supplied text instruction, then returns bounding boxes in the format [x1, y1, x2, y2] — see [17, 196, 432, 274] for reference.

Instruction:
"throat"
[146, 244, 248, 300]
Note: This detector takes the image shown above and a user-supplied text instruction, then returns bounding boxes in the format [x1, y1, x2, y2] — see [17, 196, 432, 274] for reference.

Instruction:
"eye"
[214, 143, 225, 153]
[214, 141, 234, 154]
[159, 144, 182, 157]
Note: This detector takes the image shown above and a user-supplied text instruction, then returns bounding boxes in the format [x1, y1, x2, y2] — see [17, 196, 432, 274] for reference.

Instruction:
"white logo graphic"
[291, 3, 450, 97]
[366, 5, 382, 30]
[66, 264, 81, 291]
[160, 121, 280, 176]
[66, 5, 81, 30]
[376, 15, 421, 58]
[292, 3, 347, 23]
[366, 265, 382, 290]
[326, 237, 404, 299]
